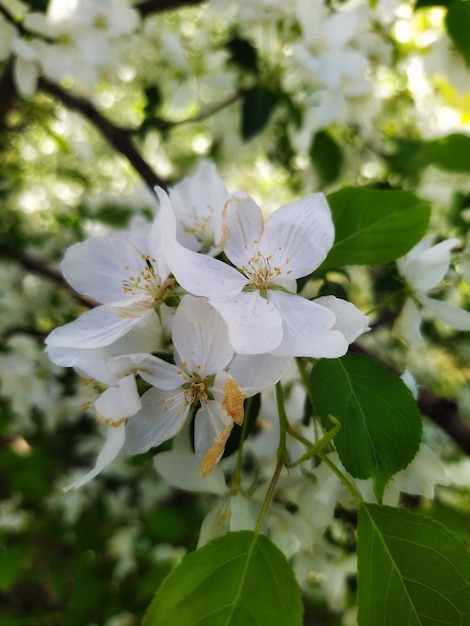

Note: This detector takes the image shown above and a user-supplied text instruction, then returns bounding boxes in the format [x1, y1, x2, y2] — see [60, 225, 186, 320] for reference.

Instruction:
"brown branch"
[350, 343, 470, 456]
[136, 0, 206, 17]
[0, 59, 18, 126]
[38, 76, 168, 193]
[1, 242, 97, 308]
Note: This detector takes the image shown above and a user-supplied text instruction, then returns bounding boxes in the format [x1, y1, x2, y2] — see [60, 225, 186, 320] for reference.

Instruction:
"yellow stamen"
[221, 378, 245, 425]
[200, 422, 234, 477]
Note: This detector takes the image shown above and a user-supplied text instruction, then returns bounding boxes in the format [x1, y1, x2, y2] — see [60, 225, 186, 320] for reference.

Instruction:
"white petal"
[391, 444, 448, 499]
[418, 293, 470, 330]
[211, 291, 284, 354]
[45, 305, 140, 349]
[154, 450, 227, 495]
[155, 187, 246, 300]
[197, 498, 232, 547]
[314, 295, 370, 343]
[397, 238, 460, 292]
[64, 424, 126, 491]
[107, 353, 183, 390]
[229, 493, 259, 532]
[221, 191, 265, 268]
[400, 369, 418, 399]
[194, 400, 234, 476]
[269, 291, 348, 358]
[46, 345, 119, 385]
[94, 375, 141, 425]
[13, 57, 38, 97]
[123, 387, 188, 455]
[169, 161, 228, 252]
[229, 354, 292, 396]
[173, 295, 233, 374]
[395, 298, 423, 347]
[62, 236, 159, 303]
[263, 193, 334, 278]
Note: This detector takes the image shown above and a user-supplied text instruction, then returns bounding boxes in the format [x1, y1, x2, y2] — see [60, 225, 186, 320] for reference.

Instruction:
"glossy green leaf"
[311, 353, 422, 501]
[143, 530, 303, 626]
[321, 187, 430, 268]
[446, 1, 470, 66]
[358, 503, 470, 626]
[241, 86, 278, 140]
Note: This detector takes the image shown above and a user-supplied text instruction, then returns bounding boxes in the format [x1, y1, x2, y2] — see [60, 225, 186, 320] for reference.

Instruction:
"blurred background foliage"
[1, 0, 470, 624]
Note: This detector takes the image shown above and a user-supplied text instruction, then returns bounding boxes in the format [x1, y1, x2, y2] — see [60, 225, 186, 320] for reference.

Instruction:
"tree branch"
[0, 59, 18, 126]
[38, 77, 168, 193]
[0, 242, 96, 308]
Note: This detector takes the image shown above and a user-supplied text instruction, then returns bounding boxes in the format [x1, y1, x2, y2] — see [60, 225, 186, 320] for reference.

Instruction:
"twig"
[38, 77, 168, 193]
[151, 88, 247, 130]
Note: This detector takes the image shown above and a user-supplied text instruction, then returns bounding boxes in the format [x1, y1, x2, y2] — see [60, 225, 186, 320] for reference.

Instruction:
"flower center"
[184, 380, 208, 406]
[181, 204, 215, 249]
[241, 251, 283, 291]
[122, 255, 166, 301]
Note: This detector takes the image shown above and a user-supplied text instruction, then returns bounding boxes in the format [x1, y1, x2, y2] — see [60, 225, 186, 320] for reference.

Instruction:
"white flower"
[46, 224, 173, 350]
[169, 161, 229, 255]
[157, 188, 368, 356]
[46, 327, 161, 489]
[110, 295, 289, 476]
[396, 237, 470, 346]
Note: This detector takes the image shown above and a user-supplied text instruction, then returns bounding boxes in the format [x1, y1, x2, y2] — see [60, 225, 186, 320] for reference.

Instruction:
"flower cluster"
[46, 163, 369, 487]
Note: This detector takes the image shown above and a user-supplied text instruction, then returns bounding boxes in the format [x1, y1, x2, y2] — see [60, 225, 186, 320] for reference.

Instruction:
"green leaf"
[446, 1, 470, 66]
[358, 503, 470, 626]
[225, 36, 259, 74]
[241, 87, 278, 140]
[391, 134, 470, 179]
[321, 187, 430, 268]
[420, 133, 470, 171]
[311, 353, 422, 501]
[0, 544, 33, 592]
[143, 531, 303, 626]
[309, 130, 344, 185]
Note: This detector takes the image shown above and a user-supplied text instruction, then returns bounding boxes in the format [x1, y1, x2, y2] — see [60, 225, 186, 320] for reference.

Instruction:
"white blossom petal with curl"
[64, 424, 126, 491]
[269, 291, 348, 358]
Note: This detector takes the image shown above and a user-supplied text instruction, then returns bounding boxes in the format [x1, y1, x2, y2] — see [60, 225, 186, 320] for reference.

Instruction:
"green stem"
[286, 415, 341, 469]
[317, 450, 363, 504]
[285, 422, 312, 448]
[365, 287, 407, 316]
[254, 382, 289, 533]
[296, 356, 323, 444]
[275, 381, 288, 461]
[254, 454, 283, 534]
